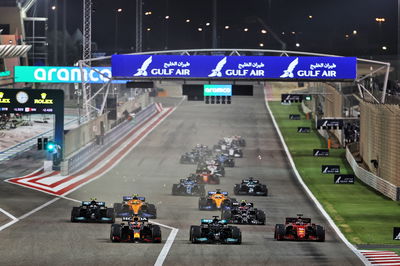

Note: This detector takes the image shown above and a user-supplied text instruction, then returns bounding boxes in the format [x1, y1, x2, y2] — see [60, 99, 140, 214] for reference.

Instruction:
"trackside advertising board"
[14, 66, 126, 83]
[111, 55, 357, 80]
[204, 85, 232, 96]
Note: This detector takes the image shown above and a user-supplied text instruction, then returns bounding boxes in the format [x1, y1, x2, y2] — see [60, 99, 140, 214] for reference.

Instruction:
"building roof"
[0, 44, 31, 58]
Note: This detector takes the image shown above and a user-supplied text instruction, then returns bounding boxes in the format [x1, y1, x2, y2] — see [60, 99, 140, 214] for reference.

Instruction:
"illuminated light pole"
[114, 8, 122, 52]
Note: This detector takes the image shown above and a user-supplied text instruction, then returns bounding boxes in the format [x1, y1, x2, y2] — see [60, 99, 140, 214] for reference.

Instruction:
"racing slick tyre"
[256, 210, 266, 225]
[316, 225, 325, 242]
[233, 185, 240, 195]
[151, 225, 162, 243]
[221, 209, 232, 221]
[210, 176, 220, 185]
[113, 203, 122, 212]
[198, 197, 208, 210]
[106, 208, 115, 223]
[110, 224, 122, 242]
[70, 207, 80, 222]
[147, 204, 157, 219]
[258, 185, 268, 196]
[172, 184, 179, 195]
[230, 227, 242, 244]
[275, 224, 286, 241]
[195, 185, 206, 196]
[190, 226, 202, 243]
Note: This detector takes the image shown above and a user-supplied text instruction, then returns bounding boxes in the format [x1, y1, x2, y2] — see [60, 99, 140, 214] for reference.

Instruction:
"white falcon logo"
[208, 57, 227, 77]
[133, 56, 153, 76]
[280, 57, 299, 78]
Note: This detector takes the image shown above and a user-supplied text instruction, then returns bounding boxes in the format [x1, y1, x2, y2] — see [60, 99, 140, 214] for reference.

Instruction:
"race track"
[0, 87, 363, 266]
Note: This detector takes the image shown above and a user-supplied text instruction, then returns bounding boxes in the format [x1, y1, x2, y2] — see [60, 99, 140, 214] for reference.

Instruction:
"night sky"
[32, 0, 398, 56]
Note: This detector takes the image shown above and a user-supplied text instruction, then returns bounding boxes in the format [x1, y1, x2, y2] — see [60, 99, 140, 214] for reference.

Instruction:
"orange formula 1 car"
[198, 189, 237, 210]
[113, 195, 157, 219]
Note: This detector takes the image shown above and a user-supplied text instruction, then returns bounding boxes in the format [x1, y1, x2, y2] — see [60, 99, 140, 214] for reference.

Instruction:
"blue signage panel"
[112, 55, 357, 80]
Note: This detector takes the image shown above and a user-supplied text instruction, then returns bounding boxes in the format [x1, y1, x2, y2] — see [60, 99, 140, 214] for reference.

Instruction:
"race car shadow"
[97, 238, 163, 244]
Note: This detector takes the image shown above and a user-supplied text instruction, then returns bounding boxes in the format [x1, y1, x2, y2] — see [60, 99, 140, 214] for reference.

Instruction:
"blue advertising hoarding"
[111, 55, 357, 80]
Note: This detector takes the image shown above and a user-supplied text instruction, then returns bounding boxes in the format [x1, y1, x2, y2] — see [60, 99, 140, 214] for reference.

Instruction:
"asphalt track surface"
[0, 89, 363, 266]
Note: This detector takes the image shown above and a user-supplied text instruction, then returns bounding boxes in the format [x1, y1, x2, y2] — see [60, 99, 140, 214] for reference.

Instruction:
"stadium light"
[224, 25, 230, 29]
[261, 29, 267, 34]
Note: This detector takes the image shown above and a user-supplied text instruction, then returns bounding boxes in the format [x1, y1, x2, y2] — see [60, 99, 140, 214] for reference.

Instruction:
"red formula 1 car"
[274, 214, 325, 242]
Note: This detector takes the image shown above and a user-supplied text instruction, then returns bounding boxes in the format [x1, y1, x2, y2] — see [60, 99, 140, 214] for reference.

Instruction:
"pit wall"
[64, 93, 150, 158]
[359, 101, 400, 186]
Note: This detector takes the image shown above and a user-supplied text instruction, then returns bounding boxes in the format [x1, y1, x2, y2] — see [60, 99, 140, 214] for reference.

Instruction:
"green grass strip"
[269, 101, 400, 247]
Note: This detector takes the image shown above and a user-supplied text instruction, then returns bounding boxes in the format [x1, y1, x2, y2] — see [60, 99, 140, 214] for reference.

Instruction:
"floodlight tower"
[81, 0, 92, 117]
[136, 0, 143, 52]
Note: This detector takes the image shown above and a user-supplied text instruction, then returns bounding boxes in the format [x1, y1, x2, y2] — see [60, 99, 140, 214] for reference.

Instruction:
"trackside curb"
[263, 87, 370, 266]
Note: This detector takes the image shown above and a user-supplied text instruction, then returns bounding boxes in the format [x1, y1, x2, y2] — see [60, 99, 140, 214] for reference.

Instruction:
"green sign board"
[203, 84, 232, 96]
[0, 71, 10, 77]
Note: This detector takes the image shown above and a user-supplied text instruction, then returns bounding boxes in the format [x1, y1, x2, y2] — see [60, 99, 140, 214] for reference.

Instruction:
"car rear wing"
[122, 216, 148, 222]
[242, 179, 259, 184]
[123, 196, 145, 201]
[285, 217, 311, 224]
[82, 201, 105, 206]
[208, 191, 228, 196]
[201, 219, 228, 224]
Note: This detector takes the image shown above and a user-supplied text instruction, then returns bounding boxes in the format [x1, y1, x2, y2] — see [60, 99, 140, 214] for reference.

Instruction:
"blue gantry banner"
[111, 55, 357, 80]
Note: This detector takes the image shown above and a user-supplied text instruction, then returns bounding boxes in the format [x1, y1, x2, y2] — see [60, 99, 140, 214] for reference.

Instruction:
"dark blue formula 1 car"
[215, 153, 235, 167]
[189, 216, 241, 244]
[71, 199, 115, 223]
[172, 178, 206, 196]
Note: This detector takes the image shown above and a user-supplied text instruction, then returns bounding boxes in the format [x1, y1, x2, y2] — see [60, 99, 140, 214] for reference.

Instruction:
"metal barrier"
[66, 103, 157, 174]
[345, 145, 399, 201]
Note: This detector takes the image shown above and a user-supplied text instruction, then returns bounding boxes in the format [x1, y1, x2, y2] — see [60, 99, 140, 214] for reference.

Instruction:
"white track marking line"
[0, 208, 19, 232]
[0, 208, 18, 221]
[263, 86, 370, 266]
[18, 198, 60, 220]
[153, 224, 179, 266]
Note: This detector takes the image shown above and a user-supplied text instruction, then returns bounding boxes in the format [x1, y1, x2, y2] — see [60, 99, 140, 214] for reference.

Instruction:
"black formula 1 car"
[172, 178, 206, 196]
[221, 201, 265, 225]
[189, 216, 241, 244]
[71, 199, 115, 223]
[110, 216, 161, 243]
[198, 190, 237, 210]
[274, 214, 325, 242]
[113, 195, 157, 219]
[234, 177, 268, 196]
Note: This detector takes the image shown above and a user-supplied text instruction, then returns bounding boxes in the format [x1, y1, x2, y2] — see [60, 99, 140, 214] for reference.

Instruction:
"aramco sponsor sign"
[14, 66, 126, 83]
[203, 85, 232, 96]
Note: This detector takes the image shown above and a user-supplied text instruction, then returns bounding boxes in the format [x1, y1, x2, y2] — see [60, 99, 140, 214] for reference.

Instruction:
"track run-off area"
[0, 87, 364, 266]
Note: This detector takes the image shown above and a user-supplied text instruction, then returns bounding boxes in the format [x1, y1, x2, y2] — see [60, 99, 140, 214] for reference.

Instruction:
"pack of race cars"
[69, 136, 325, 244]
